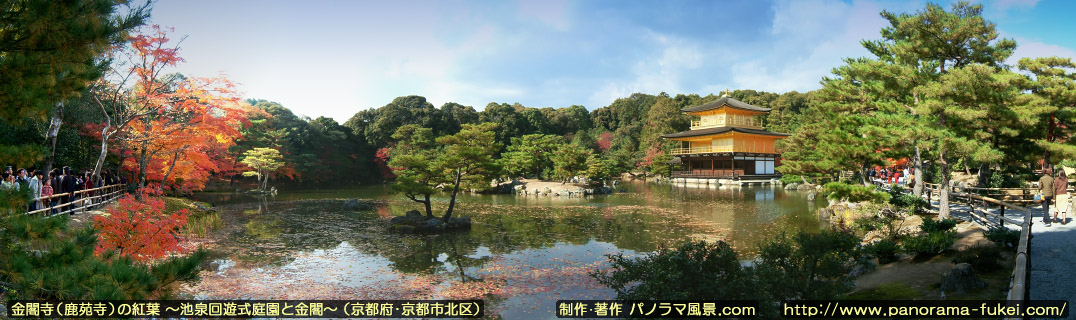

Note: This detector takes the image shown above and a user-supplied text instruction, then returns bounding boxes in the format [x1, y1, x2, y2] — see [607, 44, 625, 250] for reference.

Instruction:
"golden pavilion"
[661, 92, 789, 179]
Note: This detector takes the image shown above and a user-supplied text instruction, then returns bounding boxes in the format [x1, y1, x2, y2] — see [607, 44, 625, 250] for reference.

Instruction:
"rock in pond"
[343, 199, 376, 210]
[940, 263, 985, 294]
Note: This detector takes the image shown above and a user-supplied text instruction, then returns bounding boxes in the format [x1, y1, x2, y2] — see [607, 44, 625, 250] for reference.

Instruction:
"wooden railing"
[690, 118, 761, 129]
[672, 145, 733, 155]
[881, 182, 1032, 312]
[671, 169, 742, 179]
[671, 144, 776, 155]
[26, 184, 127, 216]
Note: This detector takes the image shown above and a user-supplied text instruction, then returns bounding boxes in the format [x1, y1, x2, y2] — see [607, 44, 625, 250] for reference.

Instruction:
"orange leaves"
[93, 193, 190, 261]
[108, 25, 251, 192]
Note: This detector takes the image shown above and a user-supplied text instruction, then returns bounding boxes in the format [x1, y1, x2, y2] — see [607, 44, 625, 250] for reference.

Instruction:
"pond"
[186, 181, 826, 319]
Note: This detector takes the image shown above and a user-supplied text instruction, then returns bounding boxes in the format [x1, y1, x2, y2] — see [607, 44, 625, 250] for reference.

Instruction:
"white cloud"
[730, 0, 888, 92]
[984, 0, 1039, 18]
[1007, 37, 1076, 66]
[517, 0, 571, 31]
[586, 31, 716, 107]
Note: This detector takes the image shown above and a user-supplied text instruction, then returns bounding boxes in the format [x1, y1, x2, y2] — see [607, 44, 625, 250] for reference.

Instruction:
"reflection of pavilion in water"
[669, 185, 816, 251]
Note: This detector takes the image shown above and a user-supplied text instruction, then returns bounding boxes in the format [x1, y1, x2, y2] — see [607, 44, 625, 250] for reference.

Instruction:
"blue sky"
[146, 0, 1076, 122]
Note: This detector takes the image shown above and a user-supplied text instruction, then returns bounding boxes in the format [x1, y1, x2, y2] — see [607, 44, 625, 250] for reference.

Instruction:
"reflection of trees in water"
[210, 191, 815, 272]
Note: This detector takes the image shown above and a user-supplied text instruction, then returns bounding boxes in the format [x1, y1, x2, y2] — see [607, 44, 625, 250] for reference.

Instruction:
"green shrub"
[952, 245, 1004, 272]
[919, 217, 958, 234]
[984, 226, 1020, 249]
[865, 239, 900, 264]
[591, 241, 756, 301]
[824, 182, 891, 204]
[755, 230, 864, 302]
[901, 231, 955, 257]
[592, 230, 864, 318]
[780, 174, 804, 184]
[853, 216, 881, 232]
[987, 172, 1022, 189]
[890, 193, 929, 212]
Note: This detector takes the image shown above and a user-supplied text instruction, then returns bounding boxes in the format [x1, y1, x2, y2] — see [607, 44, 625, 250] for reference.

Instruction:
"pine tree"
[1, 0, 206, 301]
[1018, 57, 1076, 163]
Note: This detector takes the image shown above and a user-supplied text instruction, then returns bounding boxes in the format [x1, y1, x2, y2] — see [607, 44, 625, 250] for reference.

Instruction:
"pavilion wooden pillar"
[731, 156, 735, 178]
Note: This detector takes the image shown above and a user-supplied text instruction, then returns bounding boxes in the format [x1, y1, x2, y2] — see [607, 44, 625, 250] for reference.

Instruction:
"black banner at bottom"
[5, 300, 483, 318]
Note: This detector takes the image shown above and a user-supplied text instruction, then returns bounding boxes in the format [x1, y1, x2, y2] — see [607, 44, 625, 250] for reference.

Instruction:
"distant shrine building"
[661, 93, 790, 182]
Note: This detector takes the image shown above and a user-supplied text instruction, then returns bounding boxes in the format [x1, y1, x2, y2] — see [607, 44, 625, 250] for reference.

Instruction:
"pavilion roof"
[681, 96, 770, 113]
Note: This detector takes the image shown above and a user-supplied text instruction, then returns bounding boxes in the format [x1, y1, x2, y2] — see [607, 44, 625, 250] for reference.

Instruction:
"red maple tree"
[93, 191, 190, 261]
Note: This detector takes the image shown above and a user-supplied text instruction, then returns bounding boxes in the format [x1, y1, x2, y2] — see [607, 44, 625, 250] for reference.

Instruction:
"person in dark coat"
[61, 167, 79, 213]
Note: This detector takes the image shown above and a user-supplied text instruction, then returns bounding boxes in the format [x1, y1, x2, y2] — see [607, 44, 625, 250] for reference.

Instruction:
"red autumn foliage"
[93, 192, 189, 261]
[596, 132, 613, 151]
[373, 147, 395, 180]
[95, 26, 250, 193]
[637, 145, 664, 169]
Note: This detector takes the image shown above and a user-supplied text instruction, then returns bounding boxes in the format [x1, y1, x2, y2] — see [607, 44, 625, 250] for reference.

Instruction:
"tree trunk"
[939, 152, 950, 219]
[978, 163, 991, 188]
[443, 168, 463, 222]
[136, 145, 149, 200]
[261, 171, 269, 191]
[963, 156, 972, 175]
[1045, 113, 1055, 170]
[860, 162, 870, 186]
[160, 151, 181, 189]
[91, 96, 112, 178]
[43, 102, 64, 178]
[939, 113, 950, 219]
[423, 194, 433, 218]
[913, 145, 924, 197]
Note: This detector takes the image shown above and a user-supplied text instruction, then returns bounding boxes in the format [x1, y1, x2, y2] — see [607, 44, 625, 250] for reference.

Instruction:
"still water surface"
[188, 181, 825, 318]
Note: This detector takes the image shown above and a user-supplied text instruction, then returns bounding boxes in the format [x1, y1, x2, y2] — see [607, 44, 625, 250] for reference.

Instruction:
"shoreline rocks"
[391, 210, 472, 234]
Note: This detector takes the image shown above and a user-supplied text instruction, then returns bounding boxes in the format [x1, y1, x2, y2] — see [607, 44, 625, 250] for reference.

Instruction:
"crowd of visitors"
[1, 165, 127, 215]
[868, 166, 915, 186]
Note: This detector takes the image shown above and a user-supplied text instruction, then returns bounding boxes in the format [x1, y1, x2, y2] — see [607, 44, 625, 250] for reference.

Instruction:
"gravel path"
[928, 199, 1075, 319]
[1022, 207, 1076, 319]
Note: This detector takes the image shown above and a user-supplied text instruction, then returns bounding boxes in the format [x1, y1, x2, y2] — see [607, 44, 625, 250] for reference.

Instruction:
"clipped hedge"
[865, 239, 900, 264]
[824, 182, 891, 204]
[919, 217, 958, 234]
[901, 231, 956, 257]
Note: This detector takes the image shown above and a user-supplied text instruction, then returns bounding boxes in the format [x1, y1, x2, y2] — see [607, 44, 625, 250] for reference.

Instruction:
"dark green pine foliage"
[0, 0, 148, 167]
[1018, 57, 1076, 164]
[1, 0, 206, 301]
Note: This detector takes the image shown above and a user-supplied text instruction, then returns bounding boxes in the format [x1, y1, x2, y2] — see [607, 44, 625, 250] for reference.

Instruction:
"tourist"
[83, 172, 95, 205]
[1055, 171, 1070, 225]
[50, 168, 60, 188]
[17, 168, 30, 190]
[61, 166, 78, 213]
[40, 178, 54, 215]
[1, 172, 13, 190]
[28, 170, 41, 211]
[1038, 168, 1055, 227]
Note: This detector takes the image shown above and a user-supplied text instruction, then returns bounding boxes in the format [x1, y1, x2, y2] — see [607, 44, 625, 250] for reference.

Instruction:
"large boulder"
[391, 210, 426, 224]
[194, 202, 215, 212]
[344, 199, 376, 211]
[414, 218, 446, 233]
[784, 182, 800, 190]
[447, 216, 472, 230]
[940, 263, 985, 294]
